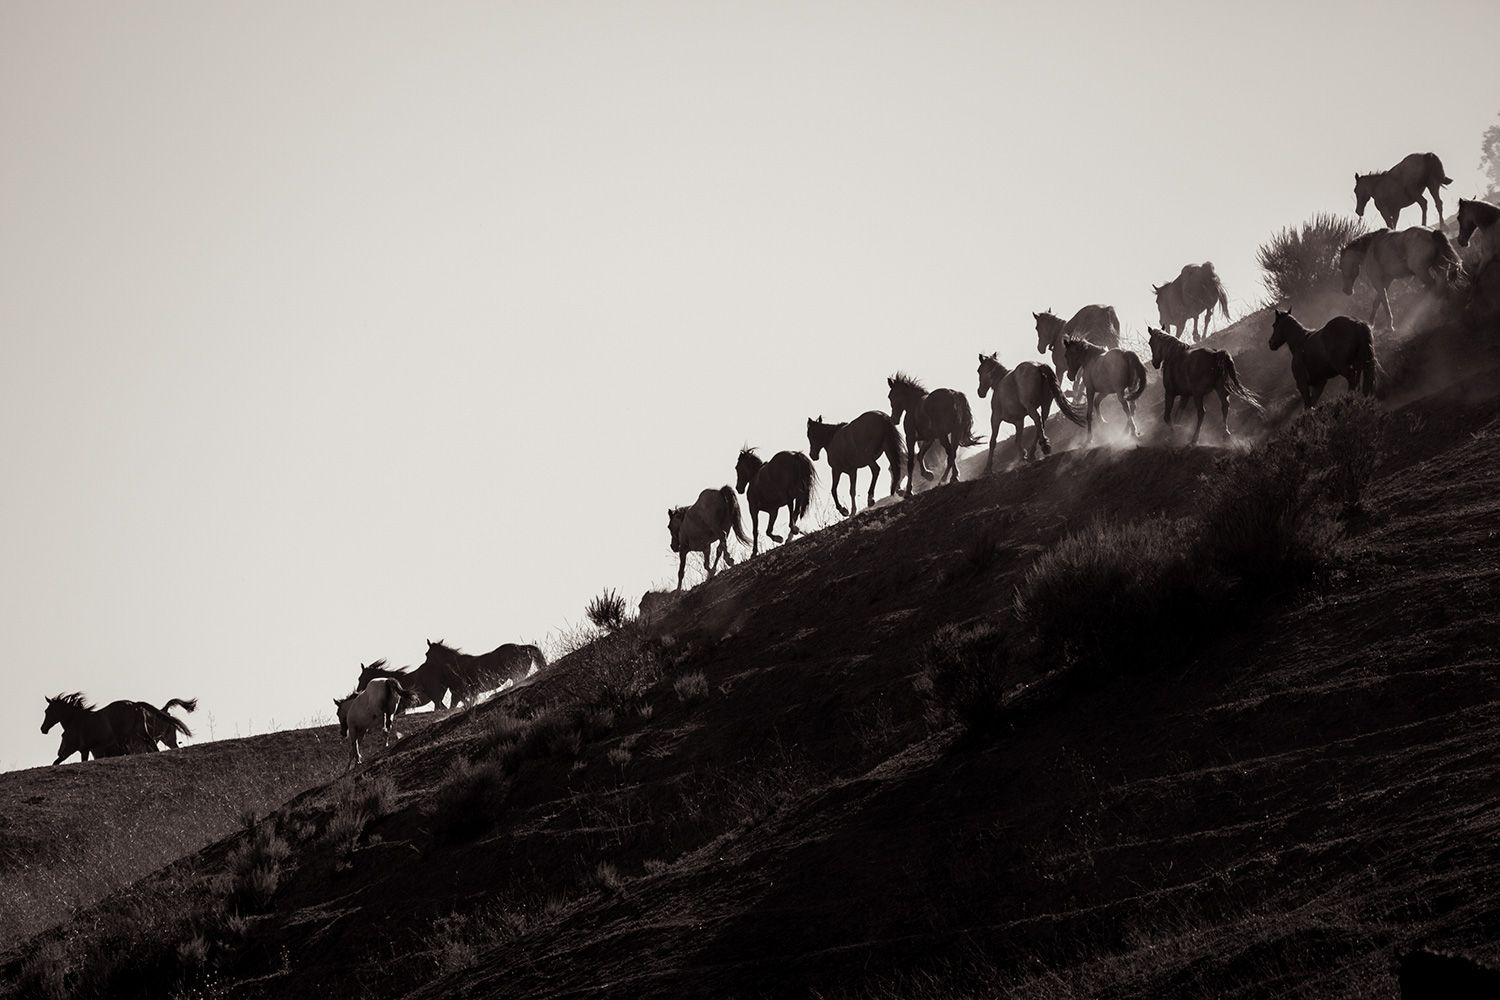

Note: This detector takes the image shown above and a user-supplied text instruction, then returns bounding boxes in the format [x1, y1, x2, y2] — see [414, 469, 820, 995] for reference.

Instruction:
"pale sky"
[2, 1, 1496, 770]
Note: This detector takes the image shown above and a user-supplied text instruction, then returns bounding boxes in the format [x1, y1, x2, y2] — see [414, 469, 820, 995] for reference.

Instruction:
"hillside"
[3, 294, 1499, 998]
[0, 715, 439, 947]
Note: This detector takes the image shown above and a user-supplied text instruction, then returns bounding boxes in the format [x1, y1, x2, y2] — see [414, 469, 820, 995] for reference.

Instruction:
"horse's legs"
[829, 470, 848, 517]
[1191, 395, 1207, 445]
[1012, 420, 1027, 463]
[1085, 391, 1098, 445]
[704, 546, 717, 579]
[1414, 192, 1428, 226]
[676, 550, 687, 592]
[849, 466, 860, 512]
[986, 410, 1000, 473]
[1308, 381, 1327, 407]
[720, 536, 735, 568]
[943, 433, 959, 483]
[749, 509, 760, 556]
[1217, 388, 1232, 440]
[1431, 185, 1444, 225]
[765, 506, 783, 543]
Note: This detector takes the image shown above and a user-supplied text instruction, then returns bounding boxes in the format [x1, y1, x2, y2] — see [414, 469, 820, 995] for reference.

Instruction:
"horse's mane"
[1062, 336, 1102, 356]
[737, 446, 762, 465]
[49, 692, 92, 710]
[365, 658, 388, 671]
[429, 639, 461, 654]
[1343, 231, 1383, 254]
[888, 371, 926, 393]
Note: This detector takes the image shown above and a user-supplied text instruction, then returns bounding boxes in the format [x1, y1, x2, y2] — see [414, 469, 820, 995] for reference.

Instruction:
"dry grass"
[585, 588, 629, 632]
[1257, 212, 1366, 307]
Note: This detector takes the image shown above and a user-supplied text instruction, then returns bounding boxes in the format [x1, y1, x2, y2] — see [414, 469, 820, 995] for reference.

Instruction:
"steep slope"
[4, 304, 1497, 999]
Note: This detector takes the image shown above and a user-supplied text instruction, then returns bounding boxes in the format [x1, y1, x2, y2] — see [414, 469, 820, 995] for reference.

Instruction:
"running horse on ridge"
[1354, 152, 1451, 229]
[1268, 310, 1378, 409]
[41, 693, 162, 765]
[975, 353, 1085, 469]
[666, 486, 749, 591]
[357, 658, 453, 713]
[1147, 327, 1264, 445]
[886, 373, 980, 498]
[1338, 227, 1463, 333]
[806, 412, 904, 516]
[419, 639, 548, 708]
[1153, 263, 1230, 342]
[1061, 337, 1149, 444]
[734, 447, 816, 556]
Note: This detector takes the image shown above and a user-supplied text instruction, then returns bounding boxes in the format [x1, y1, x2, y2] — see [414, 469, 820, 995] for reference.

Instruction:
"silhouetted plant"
[585, 588, 629, 632]
[919, 621, 1016, 735]
[1257, 213, 1366, 306]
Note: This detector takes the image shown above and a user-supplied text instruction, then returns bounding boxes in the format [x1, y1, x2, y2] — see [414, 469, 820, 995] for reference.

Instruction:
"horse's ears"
[1031, 311, 1039, 319]
[886, 377, 895, 387]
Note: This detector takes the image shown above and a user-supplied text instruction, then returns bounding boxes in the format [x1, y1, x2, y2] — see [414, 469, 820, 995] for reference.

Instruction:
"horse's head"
[887, 374, 923, 421]
[1338, 240, 1364, 296]
[1147, 327, 1175, 369]
[1060, 337, 1088, 379]
[1152, 283, 1173, 330]
[41, 696, 60, 734]
[333, 693, 354, 739]
[1033, 311, 1061, 354]
[976, 353, 1005, 397]
[41, 693, 83, 734]
[1353, 173, 1374, 218]
[422, 640, 458, 672]
[356, 659, 387, 689]
[1268, 310, 1297, 351]
[734, 448, 759, 494]
[667, 508, 685, 552]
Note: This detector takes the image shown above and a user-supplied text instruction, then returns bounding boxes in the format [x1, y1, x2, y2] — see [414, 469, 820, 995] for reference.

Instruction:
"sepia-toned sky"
[2, 1, 1496, 770]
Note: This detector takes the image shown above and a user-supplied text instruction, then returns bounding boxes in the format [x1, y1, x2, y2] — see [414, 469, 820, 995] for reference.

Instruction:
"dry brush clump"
[584, 587, 630, 632]
[928, 400, 1387, 735]
[1257, 213, 1366, 307]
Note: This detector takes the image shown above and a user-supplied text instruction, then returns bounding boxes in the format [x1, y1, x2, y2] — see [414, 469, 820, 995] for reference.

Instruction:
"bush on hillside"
[585, 588, 629, 632]
[1257, 213, 1366, 306]
[1014, 518, 1218, 675]
[920, 621, 1017, 735]
[433, 758, 511, 842]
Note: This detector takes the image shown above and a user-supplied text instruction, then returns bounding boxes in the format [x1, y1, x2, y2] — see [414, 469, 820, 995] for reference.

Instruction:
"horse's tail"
[147, 703, 192, 738]
[1204, 262, 1230, 319]
[1218, 353, 1265, 416]
[720, 485, 749, 545]
[1040, 366, 1087, 426]
[1363, 329, 1385, 397]
[1427, 152, 1451, 186]
[880, 417, 905, 482]
[956, 393, 983, 446]
[161, 697, 197, 715]
[1124, 351, 1150, 402]
[789, 452, 815, 521]
[1101, 306, 1121, 349]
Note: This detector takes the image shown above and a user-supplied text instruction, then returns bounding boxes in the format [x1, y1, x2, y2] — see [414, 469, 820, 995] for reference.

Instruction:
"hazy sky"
[2, 1, 1496, 770]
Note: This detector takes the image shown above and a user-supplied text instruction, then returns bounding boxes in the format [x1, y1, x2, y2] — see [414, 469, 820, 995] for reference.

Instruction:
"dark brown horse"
[357, 658, 453, 713]
[1268, 310, 1378, 408]
[420, 640, 547, 709]
[1148, 327, 1264, 444]
[886, 373, 979, 498]
[735, 447, 815, 555]
[41, 693, 157, 765]
[1153, 263, 1230, 342]
[806, 412, 904, 516]
[1354, 152, 1451, 229]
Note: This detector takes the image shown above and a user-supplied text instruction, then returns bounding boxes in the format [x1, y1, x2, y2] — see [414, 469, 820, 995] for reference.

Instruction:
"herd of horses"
[34, 152, 1500, 769]
[666, 151, 1498, 589]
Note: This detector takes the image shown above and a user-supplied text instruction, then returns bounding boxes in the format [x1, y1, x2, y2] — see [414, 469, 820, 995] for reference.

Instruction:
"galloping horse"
[1034, 306, 1120, 397]
[420, 640, 548, 707]
[1061, 338, 1148, 443]
[667, 487, 748, 591]
[1268, 310, 1378, 408]
[357, 658, 452, 713]
[806, 412, 904, 516]
[1457, 198, 1500, 266]
[1153, 263, 1230, 342]
[1339, 227, 1463, 332]
[1147, 328, 1264, 445]
[1354, 152, 1451, 229]
[975, 354, 1085, 470]
[41, 693, 156, 765]
[333, 677, 408, 769]
[886, 374, 979, 498]
[734, 447, 816, 555]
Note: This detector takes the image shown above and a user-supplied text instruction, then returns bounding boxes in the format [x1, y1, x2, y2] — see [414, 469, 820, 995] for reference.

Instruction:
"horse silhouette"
[667, 487, 748, 591]
[806, 412, 904, 516]
[735, 447, 815, 556]
[1268, 310, 1378, 408]
[1153, 263, 1230, 342]
[1355, 152, 1451, 229]
[1061, 338, 1149, 443]
[1148, 327, 1263, 445]
[886, 373, 980, 498]
[976, 354, 1084, 469]
[1339, 227, 1463, 332]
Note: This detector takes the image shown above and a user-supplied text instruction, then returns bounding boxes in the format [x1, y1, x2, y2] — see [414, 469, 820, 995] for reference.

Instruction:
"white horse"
[334, 677, 407, 769]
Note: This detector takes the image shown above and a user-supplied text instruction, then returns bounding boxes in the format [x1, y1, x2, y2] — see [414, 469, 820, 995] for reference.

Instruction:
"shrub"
[321, 773, 396, 851]
[919, 621, 1016, 735]
[673, 671, 709, 703]
[1295, 394, 1386, 513]
[433, 758, 511, 842]
[1015, 518, 1216, 675]
[227, 824, 291, 913]
[1257, 213, 1366, 306]
[585, 587, 629, 632]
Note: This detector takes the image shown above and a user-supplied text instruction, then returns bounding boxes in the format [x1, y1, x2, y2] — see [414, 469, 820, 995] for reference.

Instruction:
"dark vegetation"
[584, 587, 629, 633]
[1256, 212, 1366, 307]
[3, 257, 1498, 998]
